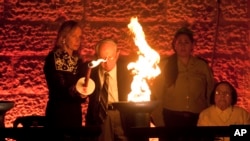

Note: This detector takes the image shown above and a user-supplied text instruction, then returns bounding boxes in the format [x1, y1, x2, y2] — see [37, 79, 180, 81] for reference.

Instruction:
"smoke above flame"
[127, 17, 161, 102]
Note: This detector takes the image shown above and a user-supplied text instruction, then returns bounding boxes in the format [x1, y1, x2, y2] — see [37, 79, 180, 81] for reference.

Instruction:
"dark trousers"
[163, 108, 199, 127]
[160, 108, 200, 141]
[88, 110, 128, 141]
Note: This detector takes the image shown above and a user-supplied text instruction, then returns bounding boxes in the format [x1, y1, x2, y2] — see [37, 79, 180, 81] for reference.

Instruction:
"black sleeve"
[43, 52, 86, 102]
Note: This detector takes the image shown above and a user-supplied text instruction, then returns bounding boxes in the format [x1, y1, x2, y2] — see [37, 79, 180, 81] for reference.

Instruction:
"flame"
[88, 58, 107, 68]
[127, 17, 161, 102]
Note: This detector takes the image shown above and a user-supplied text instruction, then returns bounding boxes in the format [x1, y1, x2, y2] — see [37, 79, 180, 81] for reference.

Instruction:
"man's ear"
[116, 50, 120, 57]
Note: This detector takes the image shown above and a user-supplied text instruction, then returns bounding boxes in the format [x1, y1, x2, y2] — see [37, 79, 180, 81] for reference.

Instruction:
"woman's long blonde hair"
[53, 20, 81, 55]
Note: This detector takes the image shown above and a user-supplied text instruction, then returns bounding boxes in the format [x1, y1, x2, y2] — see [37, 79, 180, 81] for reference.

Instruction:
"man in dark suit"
[85, 39, 135, 141]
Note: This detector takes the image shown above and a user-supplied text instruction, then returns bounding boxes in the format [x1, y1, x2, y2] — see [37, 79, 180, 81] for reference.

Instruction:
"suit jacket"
[85, 55, 136, 125]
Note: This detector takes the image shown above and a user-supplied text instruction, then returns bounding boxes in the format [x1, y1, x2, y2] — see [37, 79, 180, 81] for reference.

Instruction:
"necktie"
[99, 72, 109, 122]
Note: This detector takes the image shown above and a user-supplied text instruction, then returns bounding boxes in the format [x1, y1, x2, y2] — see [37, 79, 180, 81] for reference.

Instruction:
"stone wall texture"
[0, 0, 250, 127]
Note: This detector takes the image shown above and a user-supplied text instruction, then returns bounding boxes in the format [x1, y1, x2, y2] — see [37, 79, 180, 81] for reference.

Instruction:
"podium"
[0, 101, 14, 141]
[0, 101, 14, 128]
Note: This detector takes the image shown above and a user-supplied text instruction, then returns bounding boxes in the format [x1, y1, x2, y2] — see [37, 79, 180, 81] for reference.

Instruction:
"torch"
[75, 58, 107, 97]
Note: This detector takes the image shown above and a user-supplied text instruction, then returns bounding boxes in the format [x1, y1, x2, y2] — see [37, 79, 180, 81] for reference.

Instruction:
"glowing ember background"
[0, 0, 250, 127]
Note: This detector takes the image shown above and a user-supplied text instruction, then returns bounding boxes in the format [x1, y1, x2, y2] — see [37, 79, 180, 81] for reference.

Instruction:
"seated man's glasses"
[215, 91, 231, 97]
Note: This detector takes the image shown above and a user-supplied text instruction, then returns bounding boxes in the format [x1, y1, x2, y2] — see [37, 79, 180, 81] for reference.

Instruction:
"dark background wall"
[0, 0, 250, 127]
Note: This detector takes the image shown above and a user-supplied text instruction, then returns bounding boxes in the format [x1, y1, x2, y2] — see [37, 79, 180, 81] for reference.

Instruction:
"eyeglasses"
[215, 91, 231, 97]
[99, 56, 115, 62]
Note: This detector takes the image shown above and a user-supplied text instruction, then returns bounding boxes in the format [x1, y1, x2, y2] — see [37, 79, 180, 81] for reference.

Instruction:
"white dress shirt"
[99, 65, 119, 103]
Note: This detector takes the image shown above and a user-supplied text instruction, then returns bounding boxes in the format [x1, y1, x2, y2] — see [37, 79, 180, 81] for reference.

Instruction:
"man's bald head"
[95, 39, 120, 72]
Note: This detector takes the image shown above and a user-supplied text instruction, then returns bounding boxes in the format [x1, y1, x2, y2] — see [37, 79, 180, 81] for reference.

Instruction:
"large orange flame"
[127, 17, 161, 102]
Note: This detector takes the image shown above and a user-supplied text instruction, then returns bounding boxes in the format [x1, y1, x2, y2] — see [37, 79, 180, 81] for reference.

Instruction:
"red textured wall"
[0, 0, 250, 127]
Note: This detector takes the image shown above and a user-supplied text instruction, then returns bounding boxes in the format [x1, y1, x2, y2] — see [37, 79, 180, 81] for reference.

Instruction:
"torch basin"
[112, 101, 158, 128]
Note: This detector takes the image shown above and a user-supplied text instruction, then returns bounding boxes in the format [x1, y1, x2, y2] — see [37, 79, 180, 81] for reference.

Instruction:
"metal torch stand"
[121, 113, 150, 141]
[113, 101, 158, 141]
